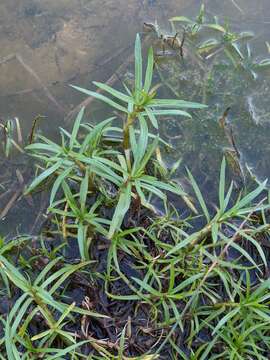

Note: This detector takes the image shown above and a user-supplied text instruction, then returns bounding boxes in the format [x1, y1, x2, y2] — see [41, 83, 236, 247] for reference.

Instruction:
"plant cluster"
[1, 17, 270, 360]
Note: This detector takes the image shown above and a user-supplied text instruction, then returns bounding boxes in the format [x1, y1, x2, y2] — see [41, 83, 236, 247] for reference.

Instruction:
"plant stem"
[123, 112, 137, 171]
[123, 113, 136, 151]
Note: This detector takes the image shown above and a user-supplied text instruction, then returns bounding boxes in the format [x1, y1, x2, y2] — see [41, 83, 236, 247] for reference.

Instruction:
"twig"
[0, 54, 66, 114]
[231, 0, 244, 14]
[0, 189, 21, 219]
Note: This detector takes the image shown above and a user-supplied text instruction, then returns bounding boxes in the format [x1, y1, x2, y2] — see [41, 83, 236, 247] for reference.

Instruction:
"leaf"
[134, 33, 143, 100]
[170, 16, 193, 24]
[170, 273, 203, 294]
[228, 240, 261, 270]
[142, 178, 184, 196]
[148, 109, 192, 118]
[205, 23, 226, 33]
[75, 155, 123, 186]
[69, 106, 84, 149]
[226, 223, 267, 268]
[109, 183, 132, 239]
[219, 157, 226, 212]
[223, 181, 234, 211]
[70, 85, 128, 113]
[212, 307, 240, 334]
[34, 257, 61, 286]
[42, 262, 91, 293]
[135, 115, 149, 166]
[132, 277, 161, 297]
[211, 222, 219, 244]
[252, 308, 270, 323]
[236, 180, 267, 210]
[50, 167, 73, 206]
[80, 167, 89, 212]
[0, 253, 29, 282]
[198, 38, 219, 52]
[187, 168, 210, 222]
[144, 47, 154, 93]
[62, 181, 80, 216]
[140, 182, 166, 200]
[25, 142, 62, 153]
[150, 98, 207, 109]
[80, 117, 115, 153]
[77, 223, 88, 260]
[46, 341, 89, 360]
[93, 81, 132, 103]
[166, 231, 201, 256]
[238, 31, 254, 40]
[258, 59, 270, 68]
[145, 107, 158, 129]
[10, 298, 33, 339]
[25, 160, 63, 194]
[134, 137, 159, 175]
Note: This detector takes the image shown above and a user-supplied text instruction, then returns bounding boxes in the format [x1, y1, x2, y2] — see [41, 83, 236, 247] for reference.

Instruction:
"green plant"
[25, 34, 205, 251]
[1, 23, 270, 360]
[0, 254, 104, 359]
[0, 118, 24, 157]
[170, 6, 254, 65]
[71, 34, 205, 155]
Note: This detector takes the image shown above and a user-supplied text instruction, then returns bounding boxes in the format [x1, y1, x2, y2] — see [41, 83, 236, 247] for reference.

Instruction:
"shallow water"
[1, 0, 270, 234]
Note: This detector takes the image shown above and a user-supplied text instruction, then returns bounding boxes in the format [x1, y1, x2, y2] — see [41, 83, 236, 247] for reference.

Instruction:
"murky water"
[1, 0, 270, 234]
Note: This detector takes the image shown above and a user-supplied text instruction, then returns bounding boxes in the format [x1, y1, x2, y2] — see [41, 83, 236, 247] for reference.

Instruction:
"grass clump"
[1, 29, 270, 360]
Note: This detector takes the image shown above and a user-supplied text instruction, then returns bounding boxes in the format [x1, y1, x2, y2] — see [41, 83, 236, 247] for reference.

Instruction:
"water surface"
[1, 0, 270, 234]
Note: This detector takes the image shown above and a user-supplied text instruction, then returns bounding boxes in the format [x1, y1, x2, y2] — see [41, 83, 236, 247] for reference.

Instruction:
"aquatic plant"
[25, 34, 205, 253]
[0, 117, 24, 157]
[1, 29, 270, 360]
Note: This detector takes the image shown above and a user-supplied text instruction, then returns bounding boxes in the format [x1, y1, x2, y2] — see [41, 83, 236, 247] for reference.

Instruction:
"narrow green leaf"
[69, 106, 84, 149]
[145, 107, 158, 129]
[70, 85, 128, 113]
[236, 180, 267, 210]
[80, 167, 89, 212]
[166, 231, 201, 256]
[219, 157, 226, 212]
[187, 168, 210, 222]
[144, 47, 154, 93]
[62, 181, 80, 216]
[170, 16, 193, 23]
[134, 33, 143, 99]
[252, 308, 270, 323]
[212, 307, 240, 334]
[46, 341, 89, 359]
[34, 257, 61, 286]
[211, 222, 219, 244]
[136, 115, 149, 165]
[170, 273, 203, 294]
[132, 277, 161, 297]
[77, 223, 87, 260]
[93, 81, 132, 103]
[109, 183, 132, 238]
[148, 109, 192, 117]
[50, 167, 73, 206]
[223, 181, 234, 211]
[25, 160, 63, 194]
[205, 23, 226, 32]
[150, 99, 207, 109]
